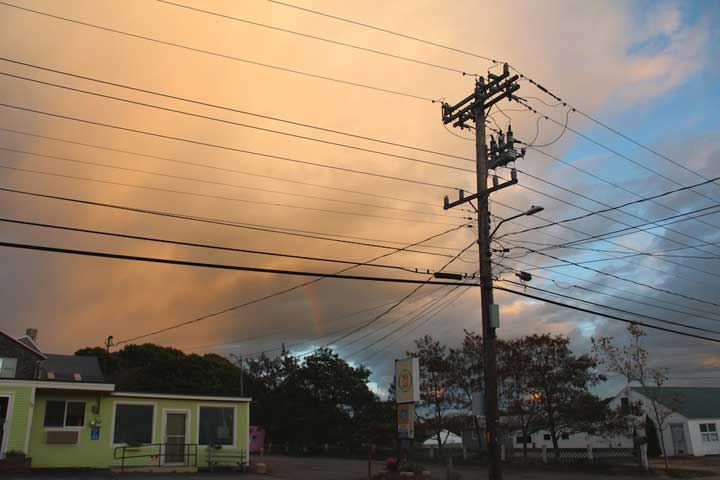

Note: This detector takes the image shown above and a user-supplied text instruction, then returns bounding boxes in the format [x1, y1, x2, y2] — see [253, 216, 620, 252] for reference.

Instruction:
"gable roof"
[0, 330, 46, 359]
[630, 387, 720, 419]
[39, 354, 105, 383]
[16, 335, 42, 354]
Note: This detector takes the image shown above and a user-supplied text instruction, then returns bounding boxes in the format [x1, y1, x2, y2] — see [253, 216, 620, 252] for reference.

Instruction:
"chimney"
[26, 328, 38, 344]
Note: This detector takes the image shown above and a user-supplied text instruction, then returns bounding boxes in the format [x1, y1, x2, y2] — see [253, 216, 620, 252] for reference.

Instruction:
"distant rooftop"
[630, 387, 720, 419]
[39, 353, 106, 383]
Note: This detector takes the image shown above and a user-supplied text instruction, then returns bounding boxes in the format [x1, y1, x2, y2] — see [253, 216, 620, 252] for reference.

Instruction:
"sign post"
[395, 357, 419, 464]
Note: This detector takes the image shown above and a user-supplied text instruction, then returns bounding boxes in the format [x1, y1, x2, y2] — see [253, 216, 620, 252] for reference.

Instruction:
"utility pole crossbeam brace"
[440, 63, 521, 480]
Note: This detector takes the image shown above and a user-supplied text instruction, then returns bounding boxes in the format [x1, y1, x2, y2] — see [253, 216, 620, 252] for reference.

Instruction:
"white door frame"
[0, 393, 13, 458]
[161, 409, 190, 466]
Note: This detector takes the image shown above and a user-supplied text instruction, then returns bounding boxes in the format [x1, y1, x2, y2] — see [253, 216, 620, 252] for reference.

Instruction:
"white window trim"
[42, 399, 87, 429]
[0, 358, 18, 379]
[161, 408, 191, 466]
[110, 400, 157, 448]
[196, 403, 237, 448]
[0, 393, 14, 457]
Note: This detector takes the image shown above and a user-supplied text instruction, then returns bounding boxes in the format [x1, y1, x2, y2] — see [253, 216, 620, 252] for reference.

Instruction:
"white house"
[609, 386, 720, 457]
[506, 429, 633, 450]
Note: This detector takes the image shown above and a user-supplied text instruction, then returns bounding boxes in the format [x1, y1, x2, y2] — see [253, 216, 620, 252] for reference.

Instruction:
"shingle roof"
[40, 354, 106, 383]
[630, 387, 720, 419]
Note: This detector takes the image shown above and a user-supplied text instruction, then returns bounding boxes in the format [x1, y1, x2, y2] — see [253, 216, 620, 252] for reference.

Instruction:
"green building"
[0, 329, 250, 470]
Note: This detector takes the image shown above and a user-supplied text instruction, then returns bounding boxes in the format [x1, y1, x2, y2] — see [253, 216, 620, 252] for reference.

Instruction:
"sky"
[0, 0, 719, 398]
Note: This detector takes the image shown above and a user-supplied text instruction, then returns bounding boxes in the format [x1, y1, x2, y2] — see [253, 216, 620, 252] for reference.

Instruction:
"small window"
[43, 400, 86, 427]
[199, 407, 235, 446]
[621, 397, 630, 414]
[561, 433, 570, 440]
[543, 434, 551, 440]
[0, 358, 17, 378]
[515, 435, 531, 444]
[114, 404, 154, 445]
[700, 423, 719, 443]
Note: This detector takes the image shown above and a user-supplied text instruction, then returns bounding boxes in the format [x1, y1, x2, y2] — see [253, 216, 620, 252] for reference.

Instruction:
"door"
[163, 412, 188, 465]
[670, 423, 687, 455]
[0, 396, 9, 457]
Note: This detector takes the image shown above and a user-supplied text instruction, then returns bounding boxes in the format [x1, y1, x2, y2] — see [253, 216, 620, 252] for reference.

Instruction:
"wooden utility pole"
[441, 64, 522, 480]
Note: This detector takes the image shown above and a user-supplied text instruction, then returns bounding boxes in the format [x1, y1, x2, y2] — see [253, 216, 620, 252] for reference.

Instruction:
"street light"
[489, 205, 544, 240]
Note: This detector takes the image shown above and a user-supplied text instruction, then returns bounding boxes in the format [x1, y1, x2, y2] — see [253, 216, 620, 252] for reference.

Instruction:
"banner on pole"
[395, 357, 420, 404]
[397, 403, 415, 439]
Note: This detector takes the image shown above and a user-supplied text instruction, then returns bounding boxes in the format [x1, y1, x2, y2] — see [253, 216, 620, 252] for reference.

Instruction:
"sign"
[90, 427, 100, 440]
[397, 403, 415, 439]
[395, 357, 420, 404]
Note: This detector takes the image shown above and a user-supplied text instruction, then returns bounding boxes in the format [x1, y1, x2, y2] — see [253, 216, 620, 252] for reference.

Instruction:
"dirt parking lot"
[5, 455, 720, 479]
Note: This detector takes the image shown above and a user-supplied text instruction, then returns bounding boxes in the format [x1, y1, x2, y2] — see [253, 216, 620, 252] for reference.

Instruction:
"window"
[515, 435, 531, 445]
[700, 423, 719, 443]
[114, 404, 154, 445]
[543, 434, 551, 441]
[621, 397, 630, 414]
[561, 433, 570, 440]
[199, 407, 234, 446]
[43, 400, 86, 427]
[0, 358, 17, 378]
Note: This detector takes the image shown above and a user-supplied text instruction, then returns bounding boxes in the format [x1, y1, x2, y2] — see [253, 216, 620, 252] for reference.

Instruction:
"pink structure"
[249, 426, 266, 453]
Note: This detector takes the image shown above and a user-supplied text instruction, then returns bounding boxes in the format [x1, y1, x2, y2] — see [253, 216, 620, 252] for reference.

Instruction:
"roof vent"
[73, 373, 82, 382]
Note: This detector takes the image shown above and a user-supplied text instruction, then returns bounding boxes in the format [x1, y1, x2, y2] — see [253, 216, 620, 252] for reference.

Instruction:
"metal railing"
[113, 443, 198, 472]
[207, 445, 248, 472]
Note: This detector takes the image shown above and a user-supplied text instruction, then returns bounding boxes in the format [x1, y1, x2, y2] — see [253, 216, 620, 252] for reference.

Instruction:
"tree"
[498, 338, 541, 461]
[447, 330, 484, 449]
[523, 334, 605, 460]
[592, 324, 680, 470]
[408, 335, 457, 452]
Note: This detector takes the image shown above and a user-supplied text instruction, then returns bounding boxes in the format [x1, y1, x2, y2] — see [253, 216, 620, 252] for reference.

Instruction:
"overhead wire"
[0, 102, 463, 191]
[0, 146, 470, 222]
[156, 0, 478, 77]
[496, 286, 720, 345]
[0, 2, 439, 103]
[108, 223, 471, 345]
[0, 69, 472, 172]
[0, 163, 467, 227]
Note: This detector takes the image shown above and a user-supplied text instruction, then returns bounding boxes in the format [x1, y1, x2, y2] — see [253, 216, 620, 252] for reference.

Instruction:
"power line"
[495, 286, 720, 345]
[0, 126, 452, 210]
[0, 2, 438, 103]
[0, 216, 455, 275]
[498, 279, 720, 336]
[0, 163, 467, 227]
[514, 204, 720, 255]
[0, 145, 470, 221]
[0, 240, 484, 287]
[494, 256, 720, 324]
[156, 0, 477, 76]
[356, 286, 473, 364]
[0, 69, 472, 172]
[348, 284, 470, 360]
[511, 66, 720, 191]
[335, 285, 458, 352]
[0, 102, 462, 191]
[112, 223, 469, 345]
[0, 57, 470, 163]
[307, 240, 477, 356]
[507, 238, 720, 260]
[514, 98, 720, 205]
[179, 289, 440, 353]
[266, 0, 499, 64]
[501, 241, 720, 309]
[0, 186, 476, 260]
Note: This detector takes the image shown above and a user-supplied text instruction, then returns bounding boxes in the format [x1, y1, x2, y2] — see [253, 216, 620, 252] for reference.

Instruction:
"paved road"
[6, 455, 720, 479]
